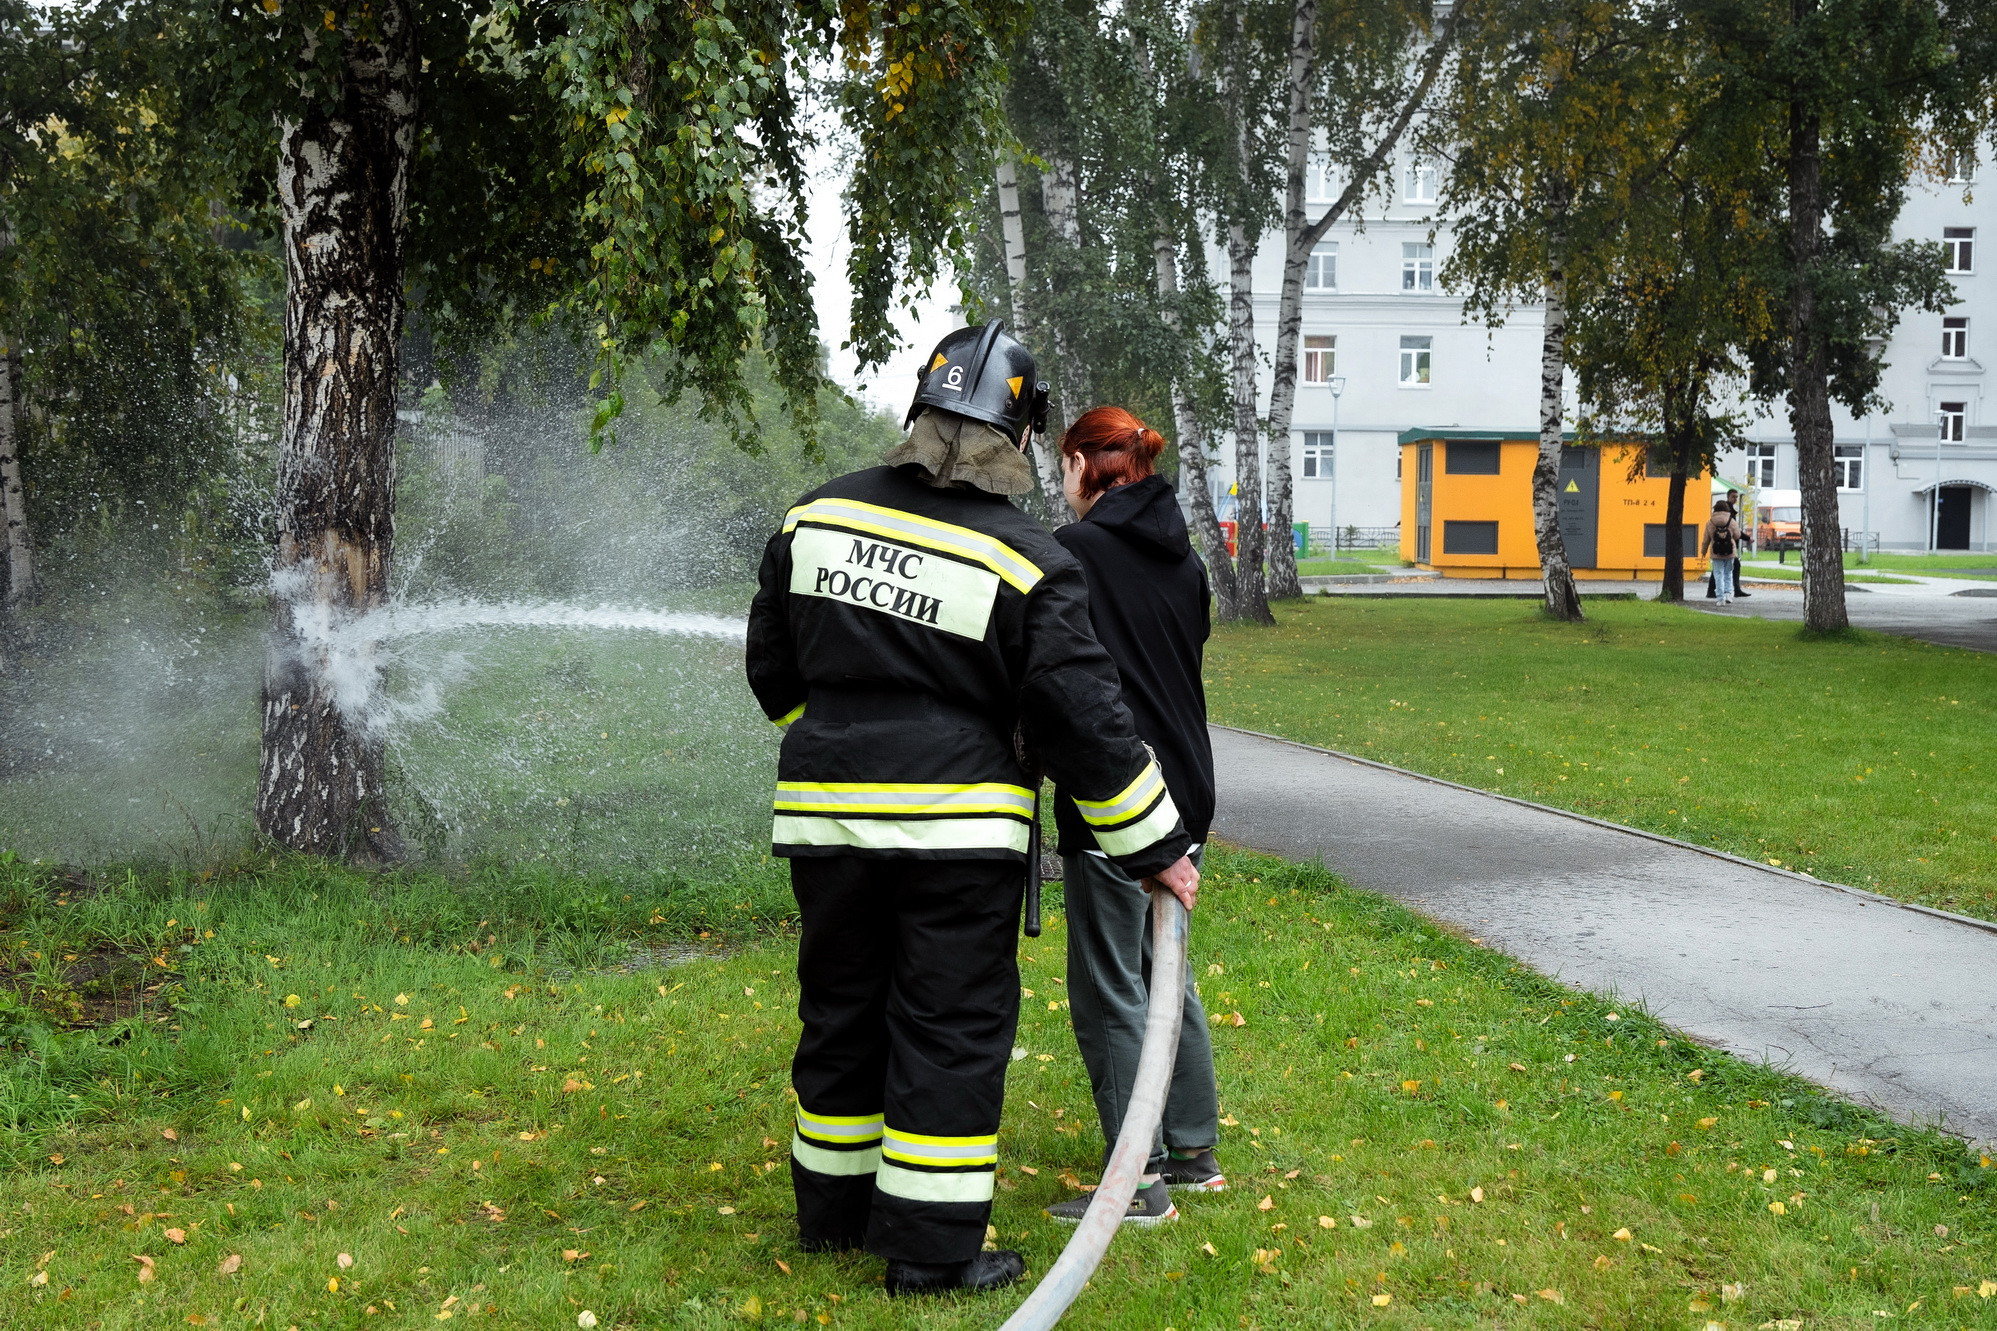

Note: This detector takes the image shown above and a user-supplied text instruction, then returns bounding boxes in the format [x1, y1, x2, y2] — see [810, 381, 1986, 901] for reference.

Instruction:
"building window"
[1643, 524, 1699, 557]
[1301, 431, 1334, 479]
[1833, 444, 1863, 491]
[1301, 334, 1336, 383]
[1940, 401, 1967, 441]
[1399, 335, 1432, 386]
[1442, 520, 1498, 554]
[1401, 243, 1435, 292]
[1943, 155, 1975, 185]
[1943, 316, 1969, 359]
[1305, 242, 1337, 290]
[1445, 440, 1501, 474]
[1745, 443, 1776, 488]
[1944, 227, 1975, 273]
[1307, 153, 1338, 204]
[1403, 156, 1439, 204]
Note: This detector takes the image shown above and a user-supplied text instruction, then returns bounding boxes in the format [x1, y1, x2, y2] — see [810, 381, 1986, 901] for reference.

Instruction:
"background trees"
[161, 0, 1031, 858]
[1682, 0, 1984, 632]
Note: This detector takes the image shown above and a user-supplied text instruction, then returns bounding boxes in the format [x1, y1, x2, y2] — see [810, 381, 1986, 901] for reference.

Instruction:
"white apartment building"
[1204, 147, 1997, 554]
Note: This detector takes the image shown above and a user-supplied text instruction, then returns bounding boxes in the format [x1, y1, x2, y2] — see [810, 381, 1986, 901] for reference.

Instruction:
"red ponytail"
[1059, 406, 1165, 500]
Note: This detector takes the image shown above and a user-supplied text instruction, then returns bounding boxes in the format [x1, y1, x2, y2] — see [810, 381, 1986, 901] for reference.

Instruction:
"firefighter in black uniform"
[746, 322, 1199, 1295]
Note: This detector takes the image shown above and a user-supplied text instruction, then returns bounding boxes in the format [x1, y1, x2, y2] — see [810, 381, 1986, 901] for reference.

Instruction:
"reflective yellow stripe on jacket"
[773, 781, 1035, 856]
[1070, 759, 1182, 860]
[775, 782, 1033, 818]
[783, 498, 1043, 595]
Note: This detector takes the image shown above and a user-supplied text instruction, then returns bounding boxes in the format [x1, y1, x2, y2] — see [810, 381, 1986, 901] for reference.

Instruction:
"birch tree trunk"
[256, 5, 418, 861]
[0, 324, 31, 612]
[995, 153, 1069, 518]
[1039, 154, 1095, 442]
[1261, 0, 1318, 601]
[1785, 77, 1848, 631]
[1534, 204, 1584, 622]
[1227, 224, 1273, 624]
[1154, 229, 1238, 619]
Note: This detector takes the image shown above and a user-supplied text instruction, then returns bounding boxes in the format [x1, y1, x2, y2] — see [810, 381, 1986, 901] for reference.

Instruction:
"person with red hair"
[1043, 406, 1225, 1228]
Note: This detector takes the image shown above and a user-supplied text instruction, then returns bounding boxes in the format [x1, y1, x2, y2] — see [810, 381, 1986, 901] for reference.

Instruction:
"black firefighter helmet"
[903, 320, 1051, 446]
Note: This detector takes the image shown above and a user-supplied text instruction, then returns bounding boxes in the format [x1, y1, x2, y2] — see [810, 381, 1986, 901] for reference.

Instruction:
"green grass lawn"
[4, 850, 1992, 1329]
[1295, 557, 1397, 576]
[1203, 597, 1997, 922]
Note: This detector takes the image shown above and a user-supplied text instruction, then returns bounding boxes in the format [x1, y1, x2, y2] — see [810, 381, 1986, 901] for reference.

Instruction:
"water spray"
[1000, 888, 1189, 1330]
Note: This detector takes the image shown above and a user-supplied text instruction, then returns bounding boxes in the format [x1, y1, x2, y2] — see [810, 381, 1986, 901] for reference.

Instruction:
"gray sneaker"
[1155, 1148, 1227, 1192]
[1044, 1180, 1178, 1227]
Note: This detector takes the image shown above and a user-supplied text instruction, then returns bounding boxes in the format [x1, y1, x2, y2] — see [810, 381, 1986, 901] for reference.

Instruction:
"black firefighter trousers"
[787, 855, 1023, 1265]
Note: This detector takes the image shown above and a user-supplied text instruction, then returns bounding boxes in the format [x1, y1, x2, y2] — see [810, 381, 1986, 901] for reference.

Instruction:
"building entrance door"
[1937, 486, 1973, 550]
[1415, 445, 1433, 563]
[1557, 446, 1598, 568]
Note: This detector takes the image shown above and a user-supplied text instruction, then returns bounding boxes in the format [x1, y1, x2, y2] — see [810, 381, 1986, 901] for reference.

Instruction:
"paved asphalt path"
[1209, 725, 1997, 1146]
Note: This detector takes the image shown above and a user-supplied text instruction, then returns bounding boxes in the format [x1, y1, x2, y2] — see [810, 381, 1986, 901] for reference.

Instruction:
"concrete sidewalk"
[1209, 725, 1997, 1145]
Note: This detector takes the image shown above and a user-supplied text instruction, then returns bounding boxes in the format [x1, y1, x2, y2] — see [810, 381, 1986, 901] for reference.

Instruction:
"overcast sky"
[800, 144, 965, 419]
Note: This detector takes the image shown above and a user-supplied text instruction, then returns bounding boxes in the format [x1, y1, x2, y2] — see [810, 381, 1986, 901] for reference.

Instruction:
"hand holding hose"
[1144, 854, 1199, 913]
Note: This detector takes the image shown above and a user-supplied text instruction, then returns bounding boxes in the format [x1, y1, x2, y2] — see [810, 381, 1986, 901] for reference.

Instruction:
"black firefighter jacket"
[746, 464, 1191, 879]
[1050, 475, 1215, 856]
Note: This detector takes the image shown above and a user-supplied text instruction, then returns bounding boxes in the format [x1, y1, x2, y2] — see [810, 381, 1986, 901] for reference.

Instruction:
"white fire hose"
[998, 887, 1189, 1331]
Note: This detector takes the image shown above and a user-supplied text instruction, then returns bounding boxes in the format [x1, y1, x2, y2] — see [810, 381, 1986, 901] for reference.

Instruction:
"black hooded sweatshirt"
[1051, 474, 1215, 855]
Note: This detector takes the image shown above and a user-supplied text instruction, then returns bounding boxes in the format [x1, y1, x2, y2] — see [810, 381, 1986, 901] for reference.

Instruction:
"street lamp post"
[1327, 374, 1346, 559]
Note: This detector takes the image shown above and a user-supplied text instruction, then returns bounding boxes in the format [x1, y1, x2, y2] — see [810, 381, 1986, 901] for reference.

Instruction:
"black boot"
[884, 1250, 1026, 1296]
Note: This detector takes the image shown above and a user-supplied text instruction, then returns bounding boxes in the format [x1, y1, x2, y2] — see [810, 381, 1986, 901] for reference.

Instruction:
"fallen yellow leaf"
[1371, 1293, 1392, 1306]
[161, 1128, 179, 1142]
[1257, 1195, 1275, 1211]
[1768, 1201, 1786, 1216]
[1318, 1216, 1337, 1229]
[1612, 1227, 1632, 1241]
[164, 1228, 187, 1245]
[217, 1253, 243, 1275]
[1538, 1289, 1564, 1305]
[1593, 1255, 1612, 1270]
[131, 1255, 156, 1284]
[1470, 1186, 1485, 1203]
[337, 1253, 354, 1269]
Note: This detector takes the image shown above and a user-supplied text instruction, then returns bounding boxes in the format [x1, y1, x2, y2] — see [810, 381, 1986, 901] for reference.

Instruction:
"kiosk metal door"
[1557, 445, 1598, 569]
[1415, 444, 1434, 562]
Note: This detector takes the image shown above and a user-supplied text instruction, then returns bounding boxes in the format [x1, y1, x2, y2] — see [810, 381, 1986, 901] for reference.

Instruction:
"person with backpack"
[1705, 489, 1751, 599]
[1701, 499, 1744, 606]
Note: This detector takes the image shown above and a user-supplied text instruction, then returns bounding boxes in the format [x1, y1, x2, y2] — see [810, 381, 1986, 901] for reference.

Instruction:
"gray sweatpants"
[1061, 848, 1219, 1159]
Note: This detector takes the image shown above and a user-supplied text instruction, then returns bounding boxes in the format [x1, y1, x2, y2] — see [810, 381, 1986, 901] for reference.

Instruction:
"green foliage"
[1674, 0, 1988, 415]
[0, 0, 273, 539]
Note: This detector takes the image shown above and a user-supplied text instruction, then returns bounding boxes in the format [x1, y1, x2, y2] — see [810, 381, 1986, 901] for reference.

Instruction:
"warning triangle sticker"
[1007, 375, 1023, 398]
[1565, 480, 1580, 493]
[930, 352, 949, 371]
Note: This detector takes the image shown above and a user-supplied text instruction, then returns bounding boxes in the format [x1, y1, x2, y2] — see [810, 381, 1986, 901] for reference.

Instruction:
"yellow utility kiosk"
[1399, 431, 1713, 580]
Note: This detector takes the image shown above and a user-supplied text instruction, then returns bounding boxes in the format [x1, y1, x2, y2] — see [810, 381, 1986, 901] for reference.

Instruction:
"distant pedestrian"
[1705, 489, 1751, 600]
[1041, 405, 1226, 1230]
[1702, 499, 1744, 606]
